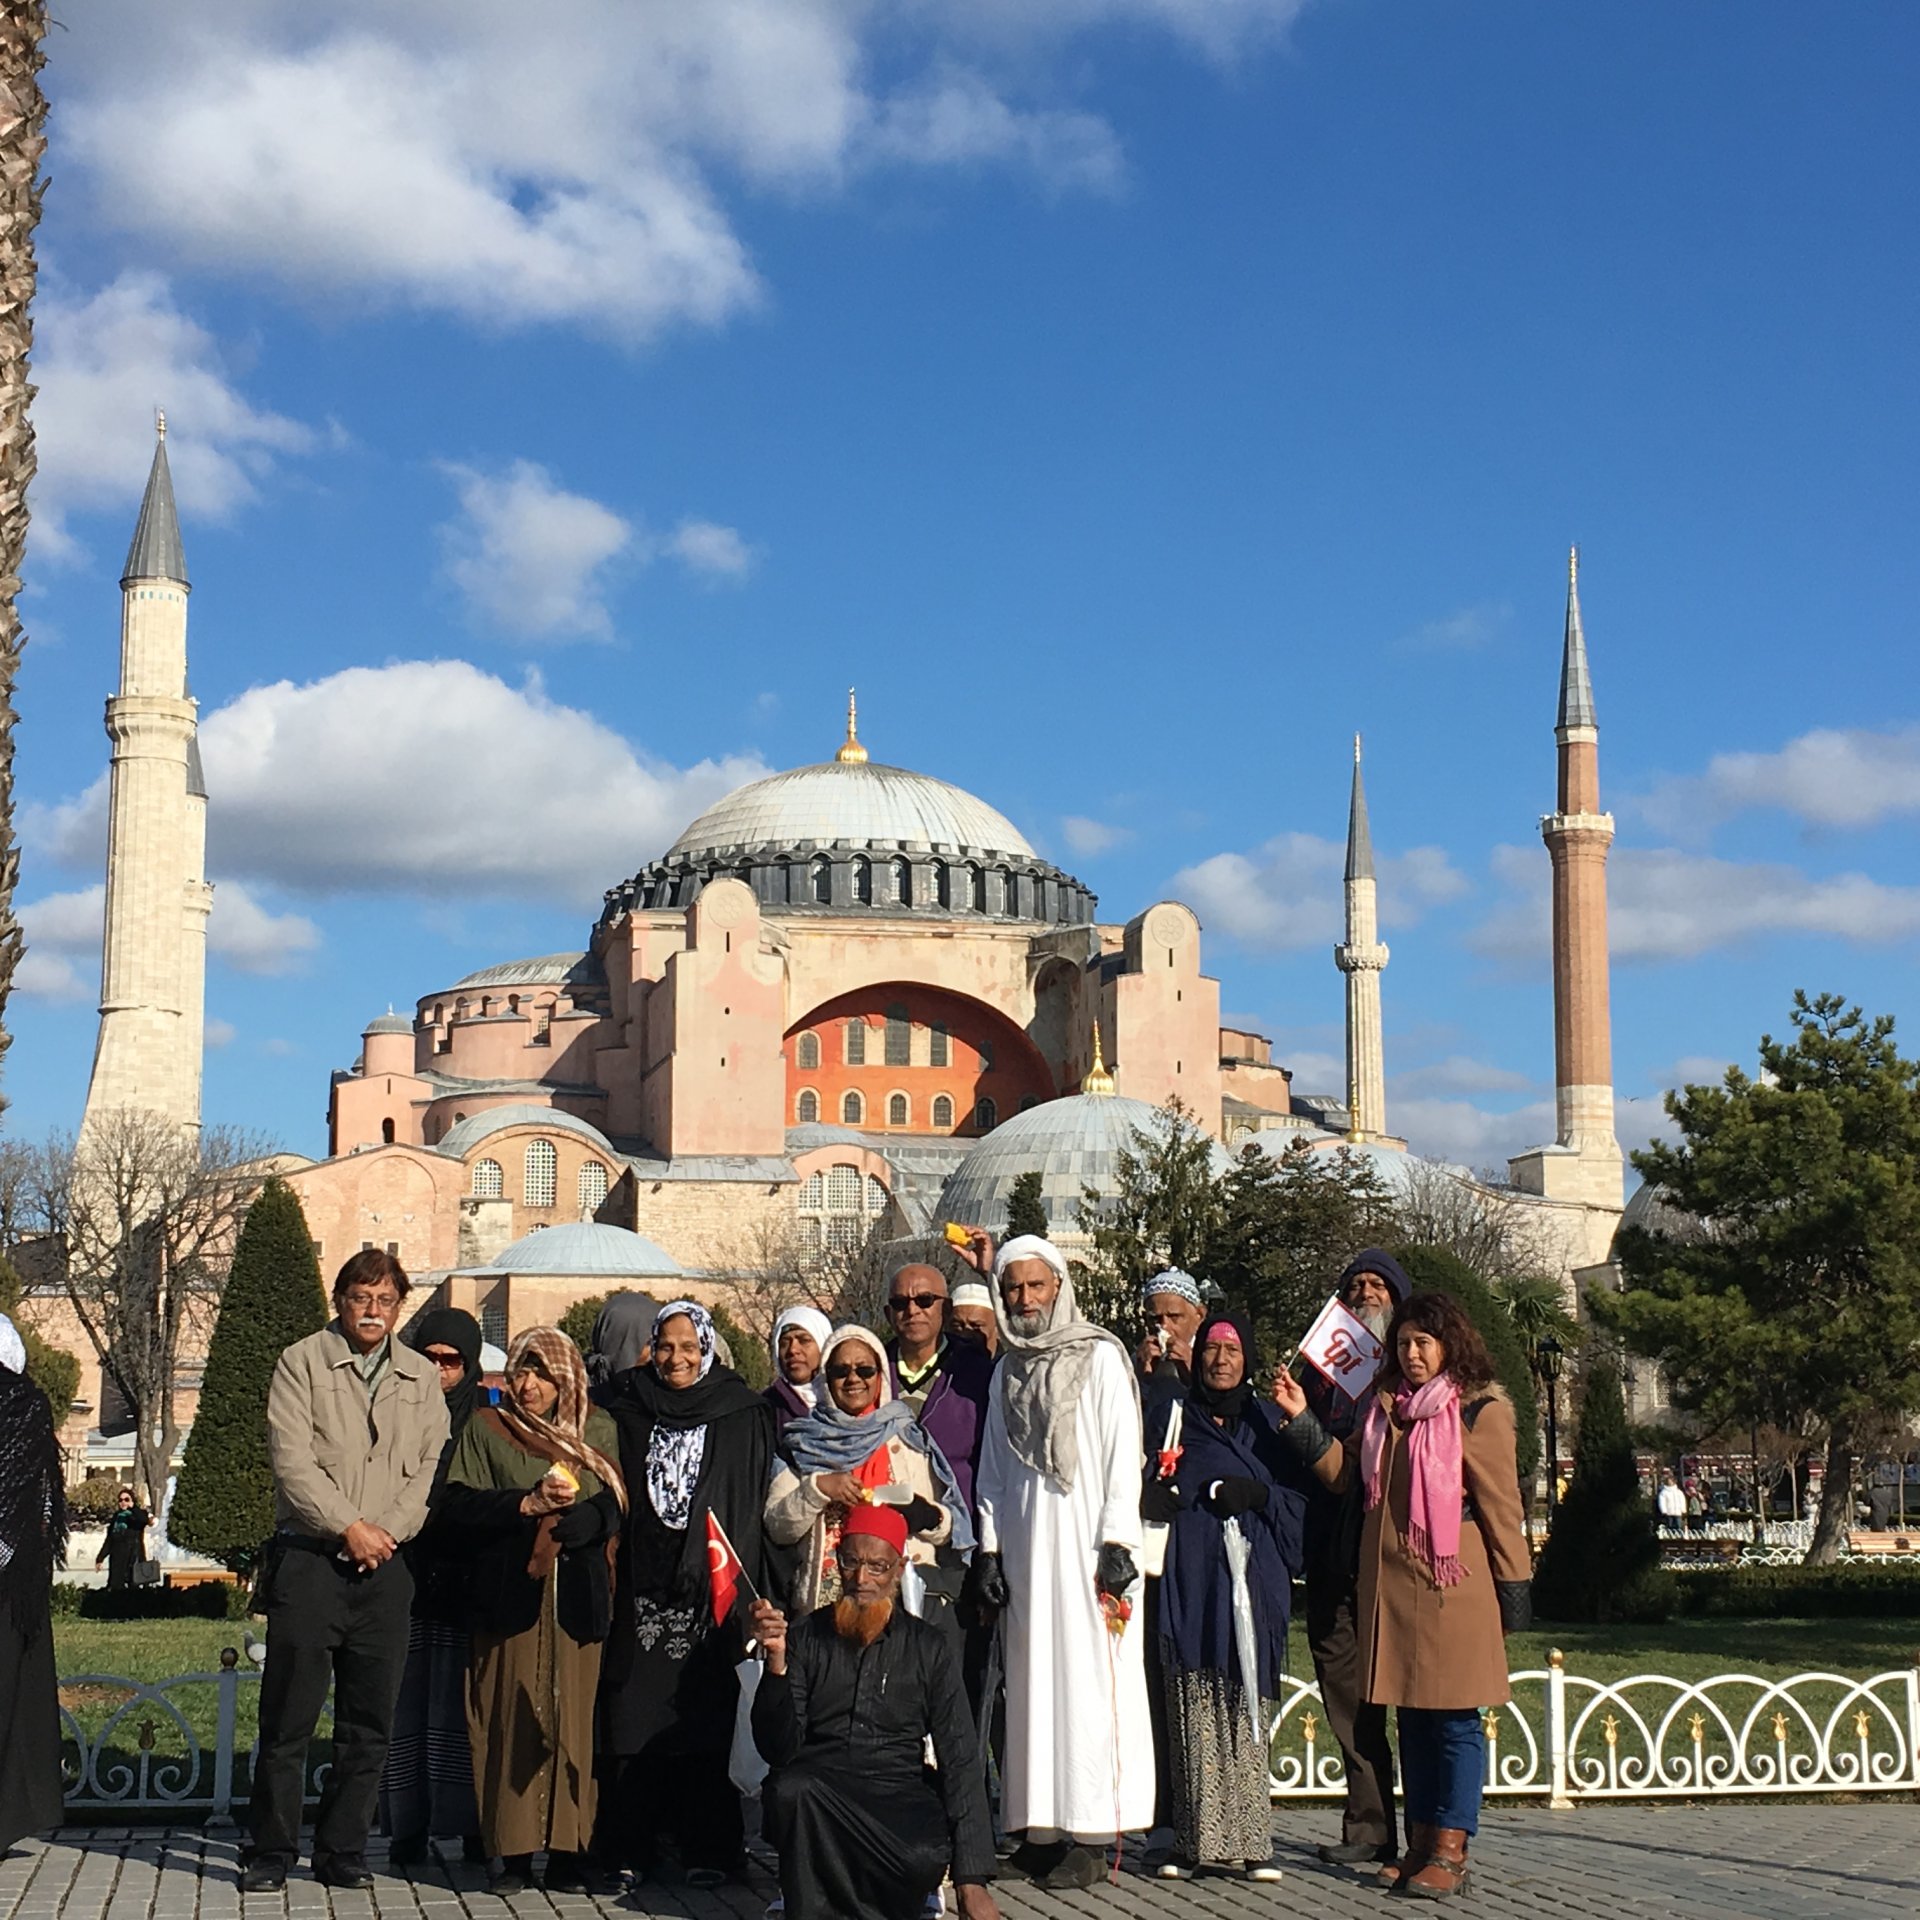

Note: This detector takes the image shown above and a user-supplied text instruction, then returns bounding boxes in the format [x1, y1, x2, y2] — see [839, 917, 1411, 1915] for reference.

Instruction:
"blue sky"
[7, 0, 1917, 1172]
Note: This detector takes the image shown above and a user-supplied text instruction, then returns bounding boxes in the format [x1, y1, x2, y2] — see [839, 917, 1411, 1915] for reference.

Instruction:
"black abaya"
[0, 1371, 66, 1851]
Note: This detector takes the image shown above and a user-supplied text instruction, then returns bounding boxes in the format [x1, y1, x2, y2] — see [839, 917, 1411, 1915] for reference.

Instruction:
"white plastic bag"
[1140, 1399, 1184, 1578]
[729, 1655, 769, 1796]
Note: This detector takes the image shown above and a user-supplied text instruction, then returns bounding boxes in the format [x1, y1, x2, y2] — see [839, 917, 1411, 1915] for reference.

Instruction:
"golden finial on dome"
[835, 686, 868, 764]
[1083, 1022, 1115, 1097]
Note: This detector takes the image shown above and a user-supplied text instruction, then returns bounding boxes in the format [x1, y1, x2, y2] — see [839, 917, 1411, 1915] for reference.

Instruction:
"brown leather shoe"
[1374, 1823, 1431, 1889]
[1404, 1829, 1470, 1899]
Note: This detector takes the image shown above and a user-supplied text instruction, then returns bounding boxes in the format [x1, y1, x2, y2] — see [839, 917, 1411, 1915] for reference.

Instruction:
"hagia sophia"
[46, 425, 1628, 1456]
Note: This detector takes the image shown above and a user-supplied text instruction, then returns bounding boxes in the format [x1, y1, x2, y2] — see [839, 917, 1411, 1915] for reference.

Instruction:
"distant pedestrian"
[1656, 1474, 1686, 1535]
[95, 1487, 149, 1590]
[0, 1315, 67, 1857]
[244, 1252, 448, 1893]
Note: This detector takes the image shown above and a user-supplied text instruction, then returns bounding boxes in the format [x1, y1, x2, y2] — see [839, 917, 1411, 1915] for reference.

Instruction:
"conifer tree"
[0, 1252, 79, 1416]
[1004, 1169, 1048, 1240]
[1531, 1355, 1671, 1623]
[169, 1178, 327, 1571]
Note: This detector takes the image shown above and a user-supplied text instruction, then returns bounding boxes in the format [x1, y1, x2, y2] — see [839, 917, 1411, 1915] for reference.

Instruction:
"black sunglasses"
[825, 1362, 881, 1382]
[888, 1292, 944, 1313]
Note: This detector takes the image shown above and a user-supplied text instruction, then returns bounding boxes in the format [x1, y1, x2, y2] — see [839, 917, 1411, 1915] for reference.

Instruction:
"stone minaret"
[1509, 548, 1623, 1211]
[80, 416, 210, 1136]
[1335, 734, 1388, 1141]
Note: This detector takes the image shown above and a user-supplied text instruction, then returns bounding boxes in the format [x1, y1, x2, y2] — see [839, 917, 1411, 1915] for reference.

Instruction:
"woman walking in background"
[379, 1307, 486, 1865]
[1144, 1310, 1308, 1883]
[443, 1328, 626, 1895]
[0, 1313, 67, 1857]
[95, 1487, 149, 1591]
[1276, 1291, 1530, 1901]
[599, 1300, 773, 1889]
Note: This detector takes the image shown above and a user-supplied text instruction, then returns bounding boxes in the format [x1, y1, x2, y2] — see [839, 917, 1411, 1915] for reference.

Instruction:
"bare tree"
[27, 1115, 274, 1509]
[0, 5, 47, 1110]
[1390, 1158, 1560, 1288]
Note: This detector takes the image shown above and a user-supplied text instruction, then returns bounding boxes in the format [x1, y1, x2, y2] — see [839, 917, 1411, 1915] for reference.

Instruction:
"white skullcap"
[951, 1281, 994, 1311]
[1143, 1268, 1204, 1308]
[993, 1234, 1070, 1283]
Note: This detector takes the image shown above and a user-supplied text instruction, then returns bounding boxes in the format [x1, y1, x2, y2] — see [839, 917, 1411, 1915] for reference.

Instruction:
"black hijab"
[1187, 1309, 1261, 1426]
[404, 1306, 484, 1444]
[0, 1366, 68, 1639]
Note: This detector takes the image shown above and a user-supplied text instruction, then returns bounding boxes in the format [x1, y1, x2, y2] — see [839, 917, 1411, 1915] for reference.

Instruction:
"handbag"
[728, 1656, 769, 1797]
[1140, 1399, 1184, 1578]
[132, 1558, 163, 1588]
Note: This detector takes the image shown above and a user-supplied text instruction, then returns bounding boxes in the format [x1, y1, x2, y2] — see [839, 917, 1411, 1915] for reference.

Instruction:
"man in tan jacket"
[243, 1250, 448, 1892]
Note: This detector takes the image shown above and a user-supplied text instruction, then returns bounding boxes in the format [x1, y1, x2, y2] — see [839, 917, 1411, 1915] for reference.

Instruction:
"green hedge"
[1671, 1563, 1920, 1619]
[51, 1581, 251, 1621]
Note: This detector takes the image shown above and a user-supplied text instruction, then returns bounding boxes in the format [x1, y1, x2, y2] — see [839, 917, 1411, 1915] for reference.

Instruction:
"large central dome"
[669, 758, 1036, 864]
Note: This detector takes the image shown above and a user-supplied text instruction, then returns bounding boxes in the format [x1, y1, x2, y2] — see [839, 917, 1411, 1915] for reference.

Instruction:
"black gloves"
[1140, 1480, 1183, 1525]
[899, 1495, 943, 1537]
[1201, 1476, 1269, 1519]
[551, 1503, 602, 1549]
[1094, 1542, 1137, 1599]
[963, 1551, 1010, 1617]
[1277, 1404, 1333, 1467]
[1497, 1580, 1533, 1634]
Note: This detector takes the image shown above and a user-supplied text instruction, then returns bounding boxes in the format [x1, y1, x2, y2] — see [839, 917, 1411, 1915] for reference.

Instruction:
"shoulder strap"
[1461, 1393, 1496, 1432]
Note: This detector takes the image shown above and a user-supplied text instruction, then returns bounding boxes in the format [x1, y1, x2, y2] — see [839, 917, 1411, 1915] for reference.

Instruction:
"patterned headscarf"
[646, 1300, 718, 1528]
[501, 1327, 627, 1511]
[1143, 1269, 1204, 1309]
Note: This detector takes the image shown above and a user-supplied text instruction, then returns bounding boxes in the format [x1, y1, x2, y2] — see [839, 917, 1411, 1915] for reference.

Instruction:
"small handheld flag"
[705, 1511, 757, 1625]
[1297, 1295, 1386, 1399]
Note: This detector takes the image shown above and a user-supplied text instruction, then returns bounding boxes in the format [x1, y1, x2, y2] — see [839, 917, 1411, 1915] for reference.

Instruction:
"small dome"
[437, 1104, 618, 1160]
[937, 1092, 1233, 1235]
[452, 952, 604, 991]
[363, 1011, 413, 1036]
[479, 1221, 682, 1280]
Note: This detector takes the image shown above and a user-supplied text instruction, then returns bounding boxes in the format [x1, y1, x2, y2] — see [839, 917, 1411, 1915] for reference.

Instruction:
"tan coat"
[1351, 1385, 1530, 1711]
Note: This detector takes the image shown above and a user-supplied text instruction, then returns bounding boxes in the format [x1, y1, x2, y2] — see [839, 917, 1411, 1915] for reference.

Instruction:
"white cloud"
[1398, 599, 1511, 653]
[205, 1018, 238, 1050]
[1172, 831, 1469, 952]
[209, 882, 322, 975]
[439, 462, 634, 638]
[1061, 815, 1131, 856]
[27, 661, 770, 911]
[12, 948, 90, 1004]
[16, 886, 102, 1003]
[666, 519, 757, 579]
[55, 2, 1295, 345]
[1476, 843, 1920, 966]
[13, 876, 318, 987]
[32, 270, 317, 562]
[1391, 1095, 1555, 1169]
[1391, 1055, 1536, 1098]
[1639, 724, 1920, 836]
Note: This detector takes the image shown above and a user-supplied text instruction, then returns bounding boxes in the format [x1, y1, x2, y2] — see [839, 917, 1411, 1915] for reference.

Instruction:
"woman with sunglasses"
[766, 1325, 974, 1615]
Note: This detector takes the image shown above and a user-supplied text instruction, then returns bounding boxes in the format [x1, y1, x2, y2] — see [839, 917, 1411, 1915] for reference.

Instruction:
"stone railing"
[1270, 1652, 1920, 1803]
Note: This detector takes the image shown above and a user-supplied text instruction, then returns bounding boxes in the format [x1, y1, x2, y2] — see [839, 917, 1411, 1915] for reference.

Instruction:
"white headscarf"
[992, 1235, 1129, 1493]
[770, 1304, 833, 1386]
[0, 1312, 25, 1375]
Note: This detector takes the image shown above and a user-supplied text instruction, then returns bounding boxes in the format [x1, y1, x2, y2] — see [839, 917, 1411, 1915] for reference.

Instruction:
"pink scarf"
[1360, 1374, 1465, 1588]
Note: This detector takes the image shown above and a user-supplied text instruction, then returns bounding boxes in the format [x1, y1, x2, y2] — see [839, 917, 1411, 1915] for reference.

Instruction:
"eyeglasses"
[887, 1292, 944, 1313]
[342, 1292, 400, 1311]
[825, 1362, 880, 1382]
[422, 1349, 466, 1370]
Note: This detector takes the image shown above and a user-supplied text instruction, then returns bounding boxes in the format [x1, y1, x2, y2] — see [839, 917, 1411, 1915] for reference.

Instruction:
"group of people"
[0, 1221, 1533, 1915]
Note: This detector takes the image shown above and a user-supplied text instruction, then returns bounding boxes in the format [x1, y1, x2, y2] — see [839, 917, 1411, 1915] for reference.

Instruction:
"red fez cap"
[840, 1502, 909, 1554]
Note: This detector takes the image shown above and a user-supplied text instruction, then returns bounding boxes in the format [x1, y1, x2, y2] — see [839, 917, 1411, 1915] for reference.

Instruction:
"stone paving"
[4, 1806, 1917, 1920]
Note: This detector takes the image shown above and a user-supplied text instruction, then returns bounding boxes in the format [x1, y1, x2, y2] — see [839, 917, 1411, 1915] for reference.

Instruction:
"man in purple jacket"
[883, 1261, 994, 1517]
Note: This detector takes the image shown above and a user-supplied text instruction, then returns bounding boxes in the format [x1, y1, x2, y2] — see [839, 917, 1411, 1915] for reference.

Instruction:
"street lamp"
[1536, 1336, 1564, 1531]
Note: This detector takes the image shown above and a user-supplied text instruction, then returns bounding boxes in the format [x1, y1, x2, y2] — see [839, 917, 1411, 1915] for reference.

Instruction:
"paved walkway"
[4, 1808, 1916, 1920]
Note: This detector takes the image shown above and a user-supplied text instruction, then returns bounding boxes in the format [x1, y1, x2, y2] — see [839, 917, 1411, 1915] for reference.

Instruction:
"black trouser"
[250, 1545, 414, 1869]
[1305, 1576, 1396, 1850]
[763, 1761, 948, 1920]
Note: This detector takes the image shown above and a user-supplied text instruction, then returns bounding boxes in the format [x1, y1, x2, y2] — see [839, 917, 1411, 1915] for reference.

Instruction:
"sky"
[6, 0, 1917, 1176]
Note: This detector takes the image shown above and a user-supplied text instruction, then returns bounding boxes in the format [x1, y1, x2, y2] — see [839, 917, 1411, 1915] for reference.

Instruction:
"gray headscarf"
[992, 1235, 1132, 1494]
[586, 1290, 662, 1387]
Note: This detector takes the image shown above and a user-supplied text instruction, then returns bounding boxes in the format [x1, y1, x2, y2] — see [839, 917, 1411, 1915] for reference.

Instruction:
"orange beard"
[832, 1597, 894, 1646]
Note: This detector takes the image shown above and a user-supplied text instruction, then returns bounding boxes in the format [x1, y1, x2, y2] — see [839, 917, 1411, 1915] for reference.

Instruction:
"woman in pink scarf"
[1273, 1291, 1530, 1902]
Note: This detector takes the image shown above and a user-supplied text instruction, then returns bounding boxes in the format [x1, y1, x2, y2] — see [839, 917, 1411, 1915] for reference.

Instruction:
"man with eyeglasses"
[883, 1249, 995, 1518]
[244, 1250, 448, 1892]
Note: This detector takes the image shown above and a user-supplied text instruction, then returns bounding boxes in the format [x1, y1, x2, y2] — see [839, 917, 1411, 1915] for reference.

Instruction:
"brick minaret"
[1510, 548, 1623, 1212]
[1335, 734, 1388, 1141]
[80, 415, 210, 1136]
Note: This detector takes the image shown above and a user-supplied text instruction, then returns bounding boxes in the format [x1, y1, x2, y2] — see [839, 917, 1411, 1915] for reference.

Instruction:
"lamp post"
[1536, 1336, 1564, 1532]
[1751, 1418, 1765, 1547]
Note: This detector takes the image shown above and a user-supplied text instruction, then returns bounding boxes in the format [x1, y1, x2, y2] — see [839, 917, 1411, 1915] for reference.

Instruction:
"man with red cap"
[750, 1503, 1000, 1920]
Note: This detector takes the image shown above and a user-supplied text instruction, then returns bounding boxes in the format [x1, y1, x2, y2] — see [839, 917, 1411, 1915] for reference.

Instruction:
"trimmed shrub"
[1671, 1563, 1920, 1620]
[1533, 1357, 1674, 1623]
[0, 1255, 83, 1417]
[557, 1294, 603, 1353]
[66, 1474, 129, 1526]
[52, 1580, 249, 1620]
[168, 1179, 328, 1573]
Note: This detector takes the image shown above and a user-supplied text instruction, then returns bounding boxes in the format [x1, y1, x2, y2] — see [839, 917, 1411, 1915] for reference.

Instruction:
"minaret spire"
[1335, 733, 1388, 1141]
[122, 414, 189, 591]
[835, 685, 868, 764]
[1083, 1021, 1115, 1097]
[1557, 545, 1595, 735]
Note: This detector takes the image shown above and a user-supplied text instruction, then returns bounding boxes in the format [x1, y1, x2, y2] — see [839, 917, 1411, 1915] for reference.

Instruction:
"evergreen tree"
[0, 1252, 79, 1417]
[1592, 993, 1920, 1563]
[169, 1178, 327, 1571]
[1077, 1098, 1221, 1332]
[1003, 1169, 1048, 1241]
[557, 1293, 603, 1352]
[1531, 1355, 1672, 1623]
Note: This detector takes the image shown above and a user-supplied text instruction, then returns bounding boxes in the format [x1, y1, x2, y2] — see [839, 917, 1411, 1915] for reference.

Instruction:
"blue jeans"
[1396, 1707, 1485, 1835]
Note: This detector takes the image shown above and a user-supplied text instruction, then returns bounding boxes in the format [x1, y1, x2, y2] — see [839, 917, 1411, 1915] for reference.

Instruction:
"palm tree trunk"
[0, 4, 49, 1113]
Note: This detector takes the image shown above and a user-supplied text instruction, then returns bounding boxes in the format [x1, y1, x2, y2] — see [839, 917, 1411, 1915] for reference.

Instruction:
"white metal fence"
[1268, 1650, 1920, 1803]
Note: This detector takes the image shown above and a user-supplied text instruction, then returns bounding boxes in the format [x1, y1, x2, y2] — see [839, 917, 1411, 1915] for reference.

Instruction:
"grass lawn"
[1503, 1617, 1920, 1685]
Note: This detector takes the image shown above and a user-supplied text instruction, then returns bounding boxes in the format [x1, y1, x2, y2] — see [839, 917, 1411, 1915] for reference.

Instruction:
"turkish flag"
[706, 1511, 744, 1626]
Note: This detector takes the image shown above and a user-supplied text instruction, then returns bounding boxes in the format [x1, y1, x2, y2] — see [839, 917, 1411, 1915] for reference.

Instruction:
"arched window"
[796, 1089, 820, 1123]
[968, 865, 986, 912]
[888, 1093, 909, 1127]
[842, 1090, 864, 1125]
[852, 856, 872, 905]
[932, 1094, 954, 1130]
[524, 1139, 557, 1208]
[1019, 1095, 1040, 1112]
[578, 1160, 609, 1214]
[800, 1171, 825, 1208]
[973, 1098, 998, 1131]
[796, 1031, 821, 1071]
[934, 861, 951, 908]
[827, 1165, 862, 1211]
[472, 1158, 503, 1199]
[867, 1175, 888, 1215]
[380, 1118, 395, 1144]
[977, 1038, 994, 1072]
[845, 1020, 867, 1066]
[889, 857, 911, 906]
[929, 1023, 949, 1067]
[810, 856, 832, 904]
[884, 1003, 911, 1067]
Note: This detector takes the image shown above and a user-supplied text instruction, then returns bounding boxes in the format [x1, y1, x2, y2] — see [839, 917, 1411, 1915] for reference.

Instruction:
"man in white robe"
[967, 1234, 1153, 1890]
